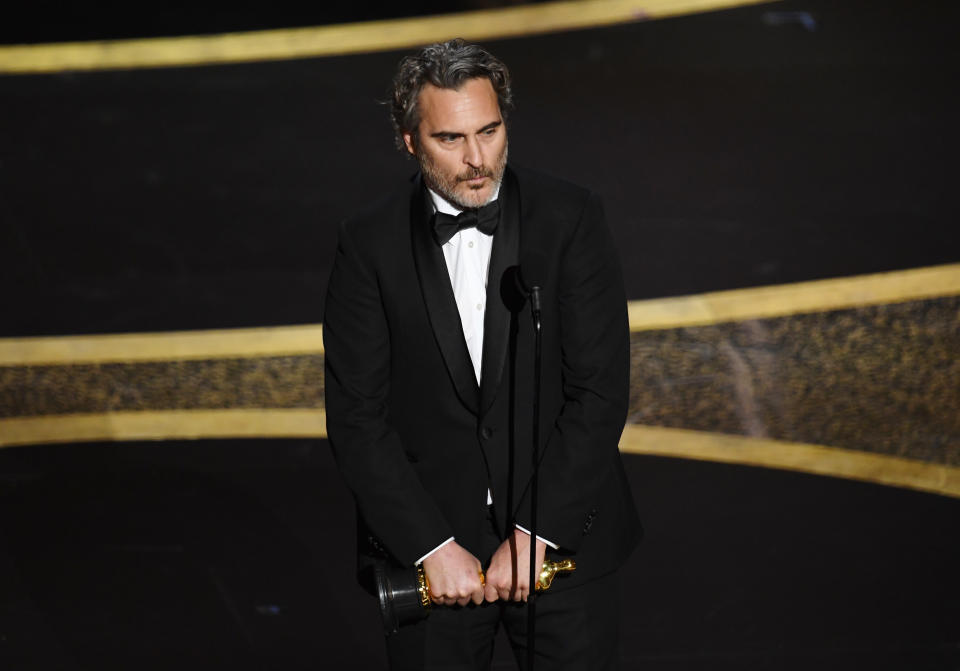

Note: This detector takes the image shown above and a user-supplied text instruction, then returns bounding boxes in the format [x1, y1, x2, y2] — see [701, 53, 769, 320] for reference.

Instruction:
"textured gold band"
[0, 0, 773, 74]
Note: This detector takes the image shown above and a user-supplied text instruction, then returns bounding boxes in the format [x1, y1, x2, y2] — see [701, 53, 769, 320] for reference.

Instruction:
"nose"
[463, 136, 482, 168]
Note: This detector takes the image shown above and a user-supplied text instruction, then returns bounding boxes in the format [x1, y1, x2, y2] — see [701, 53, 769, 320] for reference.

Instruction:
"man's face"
[403, 77, 508, 210]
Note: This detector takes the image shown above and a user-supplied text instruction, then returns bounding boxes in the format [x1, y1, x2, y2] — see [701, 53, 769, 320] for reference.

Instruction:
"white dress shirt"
[414, 186, 556, 566]
[433, 190, 495, 384]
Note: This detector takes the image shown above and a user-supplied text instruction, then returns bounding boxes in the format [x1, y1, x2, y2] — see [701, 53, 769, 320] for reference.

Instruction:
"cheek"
[484, 145, 505, 170]
[436, 154, 462, 175]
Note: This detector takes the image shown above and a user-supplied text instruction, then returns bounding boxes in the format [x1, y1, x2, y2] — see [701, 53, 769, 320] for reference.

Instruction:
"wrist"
[416, 536, 455, 566]
[513, 524, 559, 550]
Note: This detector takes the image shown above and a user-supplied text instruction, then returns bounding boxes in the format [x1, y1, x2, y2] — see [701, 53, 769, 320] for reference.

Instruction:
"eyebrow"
[429, 120, 502, 139]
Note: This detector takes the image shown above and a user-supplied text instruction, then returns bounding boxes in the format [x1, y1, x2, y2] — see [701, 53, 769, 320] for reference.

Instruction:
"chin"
[459, 187, 492, 208]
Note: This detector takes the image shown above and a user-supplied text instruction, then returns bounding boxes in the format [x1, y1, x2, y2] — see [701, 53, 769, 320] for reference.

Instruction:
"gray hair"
[389, 38, 514, 151]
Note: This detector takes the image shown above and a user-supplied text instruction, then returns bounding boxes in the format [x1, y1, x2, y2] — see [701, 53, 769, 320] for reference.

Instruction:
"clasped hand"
[421, 530, 547, 606]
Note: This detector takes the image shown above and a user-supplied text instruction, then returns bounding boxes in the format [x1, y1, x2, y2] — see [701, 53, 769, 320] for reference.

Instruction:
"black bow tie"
[432, 200, 500, 246]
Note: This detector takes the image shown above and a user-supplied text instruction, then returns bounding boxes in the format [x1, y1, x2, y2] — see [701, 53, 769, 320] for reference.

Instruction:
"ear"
[402, 131, 416, 156]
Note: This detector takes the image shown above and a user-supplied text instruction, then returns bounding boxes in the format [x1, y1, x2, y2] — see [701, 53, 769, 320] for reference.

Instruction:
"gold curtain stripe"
[0, 0, 772, 74]
[3, 410, 955, 499]
[0, 409, 327, 448]
[628, 263, 960, 331]
[2, 263, 959, 365]
[619, 424, 960, 499]
[0, 324, 323, 366]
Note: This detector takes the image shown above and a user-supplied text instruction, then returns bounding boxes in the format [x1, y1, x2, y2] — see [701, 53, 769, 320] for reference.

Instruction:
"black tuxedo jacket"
[324, 165, 641, 590]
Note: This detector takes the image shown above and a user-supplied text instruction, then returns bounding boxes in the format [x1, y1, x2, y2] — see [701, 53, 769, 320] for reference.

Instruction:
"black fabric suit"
[324, 164, 641, 617]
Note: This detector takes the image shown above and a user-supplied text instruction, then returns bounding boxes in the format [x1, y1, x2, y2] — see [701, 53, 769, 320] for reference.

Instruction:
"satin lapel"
[479, 168, 521, 416]
[409, 177, 480, 414]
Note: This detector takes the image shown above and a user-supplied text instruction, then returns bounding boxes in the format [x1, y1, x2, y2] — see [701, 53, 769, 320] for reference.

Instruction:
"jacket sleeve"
[513, 192, 630, 551]
[323, 219, 454, 566]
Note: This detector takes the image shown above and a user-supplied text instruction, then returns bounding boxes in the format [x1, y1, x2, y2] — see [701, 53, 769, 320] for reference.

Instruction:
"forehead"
[416, 77, 501, 131]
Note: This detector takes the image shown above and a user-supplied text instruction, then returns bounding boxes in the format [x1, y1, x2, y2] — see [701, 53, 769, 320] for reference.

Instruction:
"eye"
[440, 134, 460, 143]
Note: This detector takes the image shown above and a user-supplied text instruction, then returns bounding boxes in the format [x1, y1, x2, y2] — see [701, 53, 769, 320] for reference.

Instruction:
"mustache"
[457, 166, 493, 181]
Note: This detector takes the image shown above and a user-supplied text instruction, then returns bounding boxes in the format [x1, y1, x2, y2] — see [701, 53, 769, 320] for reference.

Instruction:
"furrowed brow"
[429, 120, 501, 139]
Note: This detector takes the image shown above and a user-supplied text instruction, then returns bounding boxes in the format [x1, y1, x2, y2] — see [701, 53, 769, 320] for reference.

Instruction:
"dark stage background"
[1, 1, 959, 669]
[3, 0, 958, 337]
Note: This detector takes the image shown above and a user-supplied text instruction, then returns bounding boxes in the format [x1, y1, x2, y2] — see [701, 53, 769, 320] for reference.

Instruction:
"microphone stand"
[527, 285, 542, 671]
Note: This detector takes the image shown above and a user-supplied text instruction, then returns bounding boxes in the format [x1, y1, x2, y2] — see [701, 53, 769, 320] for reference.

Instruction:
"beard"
[417, 141, 508, 210]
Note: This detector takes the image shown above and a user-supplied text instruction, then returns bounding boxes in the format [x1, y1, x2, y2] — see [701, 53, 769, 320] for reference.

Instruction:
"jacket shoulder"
[510, 165, 591, 203]
[339, 178, 415, 240]
[510, 165, 599, 230]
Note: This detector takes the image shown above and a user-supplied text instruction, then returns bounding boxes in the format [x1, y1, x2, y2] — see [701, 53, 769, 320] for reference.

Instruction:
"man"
[324, 39, 641, 669]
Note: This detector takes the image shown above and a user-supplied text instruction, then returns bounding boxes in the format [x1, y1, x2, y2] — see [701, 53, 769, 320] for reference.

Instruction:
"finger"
[472, 588, 485, 606]
[457, 595, 471, 607]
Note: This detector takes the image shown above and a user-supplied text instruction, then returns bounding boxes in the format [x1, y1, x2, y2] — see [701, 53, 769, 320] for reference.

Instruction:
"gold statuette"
[535, 558, 576, 591]
[415, 558, 575, 607]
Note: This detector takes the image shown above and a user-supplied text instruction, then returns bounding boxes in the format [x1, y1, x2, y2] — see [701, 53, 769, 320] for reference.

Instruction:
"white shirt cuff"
[514, 524, 560, 550]
[414, 536, 455, 566]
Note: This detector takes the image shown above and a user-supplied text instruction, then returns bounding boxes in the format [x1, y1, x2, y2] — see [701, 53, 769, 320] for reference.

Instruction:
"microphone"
[516, 250, 548, 314]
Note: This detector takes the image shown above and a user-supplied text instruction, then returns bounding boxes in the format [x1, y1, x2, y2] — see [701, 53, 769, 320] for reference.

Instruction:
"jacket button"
[480, 426, 493, 440]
